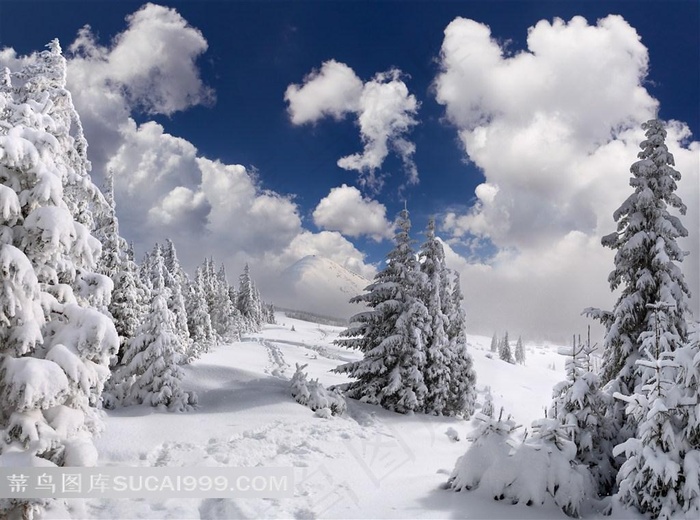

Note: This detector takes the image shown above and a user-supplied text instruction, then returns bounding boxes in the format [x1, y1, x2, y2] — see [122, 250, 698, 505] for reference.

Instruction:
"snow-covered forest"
[0, 21, 699, 520]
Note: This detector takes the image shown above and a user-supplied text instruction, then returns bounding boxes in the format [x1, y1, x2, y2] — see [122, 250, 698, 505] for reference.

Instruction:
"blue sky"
[1, 1, 698, 340]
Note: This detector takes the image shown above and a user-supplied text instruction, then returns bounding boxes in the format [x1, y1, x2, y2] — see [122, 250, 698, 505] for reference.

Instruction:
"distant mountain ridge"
[273, 255, 370, 321]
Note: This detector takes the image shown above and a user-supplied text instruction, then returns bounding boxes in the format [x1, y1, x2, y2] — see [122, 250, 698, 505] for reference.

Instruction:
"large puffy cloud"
[312, 184, 393, 241]
[64, 3, 213, 168]
[69, 3, 213, 116]
[0, 4, 378, 310]
[435, 15, 699, 341]
[286, 62, 419, 189]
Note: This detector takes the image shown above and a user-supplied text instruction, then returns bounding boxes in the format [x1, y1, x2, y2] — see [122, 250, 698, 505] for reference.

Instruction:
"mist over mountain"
[271, 255, 370, 321]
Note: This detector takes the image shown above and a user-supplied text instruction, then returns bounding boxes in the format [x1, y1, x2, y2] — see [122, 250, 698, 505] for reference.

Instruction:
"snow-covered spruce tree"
[670, 321, 700, 517]
[615, 303, 700, 519]
[97, 169, 146, 353]
[237, 263, 263, 332]
[515, 335, 525, 364]
[262, 302, 276, 324]
[113, 256, 196, 412]
[445, 271, 476, 417]
[585, 119, 691, 488]
[418, 218, 452, 415]
[0, 43, 118, 519]
[334, 209, 430, 413]
[214, 263, 242, 341]
[550, 335, 616, 494]
[490, 332, 498, 353]
[13, 39, 104, 229]
[159, 240, 192, 357]
[499, 331, 513, 363]
[185, 265, 215, 361]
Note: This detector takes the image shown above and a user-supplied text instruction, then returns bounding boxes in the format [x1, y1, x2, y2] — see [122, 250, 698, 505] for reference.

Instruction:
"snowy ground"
[82, 313, 621, 519]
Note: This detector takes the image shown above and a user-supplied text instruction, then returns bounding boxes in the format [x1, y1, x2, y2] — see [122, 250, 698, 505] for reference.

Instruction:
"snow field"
[87, 313, 584, 519]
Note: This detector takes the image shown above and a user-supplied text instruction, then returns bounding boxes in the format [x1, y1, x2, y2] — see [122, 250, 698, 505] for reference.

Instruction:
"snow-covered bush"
[449, 408, 519, 494]
[449, 410, 595, 517]
[291, 364, 346, 416]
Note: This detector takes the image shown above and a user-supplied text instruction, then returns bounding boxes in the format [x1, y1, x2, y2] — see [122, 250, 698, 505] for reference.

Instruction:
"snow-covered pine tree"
[418, 218, 452, 415]
[614, 303, 687, 519]
[550, 333, 616, 494]
[142, 245, 188, 356]
[585, 119, 691, 490]
[515, 336, 525, 364]
[0, 42, 118, 519]
[334, 209, 429, 413]
[262, 303, 276, 324]
[671, 321, 700, 517]
[214, 263, 241, 341]
[96, 169, 146, 354]
[185, 265, 215, 360]
[445, 271, 476, 417]
[490, 332, 498, 353]
[237, 263, 263, 332]
[160, 240, 191, 357]
[499, 331, 513, 363]
[113, 254, 196, 412]
[13, 39, 103, 228]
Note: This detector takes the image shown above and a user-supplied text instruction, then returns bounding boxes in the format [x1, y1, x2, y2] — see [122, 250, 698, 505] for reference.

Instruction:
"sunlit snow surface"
[85, 313, 628, 519]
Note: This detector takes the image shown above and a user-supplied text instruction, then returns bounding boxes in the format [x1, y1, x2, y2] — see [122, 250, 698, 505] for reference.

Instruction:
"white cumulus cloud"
[69, 3, 214, 116]
[286, 62, 419, 189]
[284, 60, 363, 125]
[434, 15, 699, 340]
[29, 4, 378, 301]
[312, 184, 393, 241]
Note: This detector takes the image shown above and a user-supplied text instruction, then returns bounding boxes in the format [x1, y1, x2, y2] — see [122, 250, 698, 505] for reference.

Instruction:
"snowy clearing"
[81, 313, 620, 519]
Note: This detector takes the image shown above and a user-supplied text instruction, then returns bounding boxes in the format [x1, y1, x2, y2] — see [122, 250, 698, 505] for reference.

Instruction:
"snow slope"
[84, 313, 619, 520]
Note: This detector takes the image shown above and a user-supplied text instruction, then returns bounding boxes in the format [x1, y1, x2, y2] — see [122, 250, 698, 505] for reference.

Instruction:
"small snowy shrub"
[449, 411, 594, 517]
[449, 408, 518, 494]
[291, 363, 346, 416]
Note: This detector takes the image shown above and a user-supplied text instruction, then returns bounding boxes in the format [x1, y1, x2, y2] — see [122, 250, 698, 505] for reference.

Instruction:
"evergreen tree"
[117, 294, 197, 412]
[585, 119, 692, 491]
[113, 255, 195, 411]
[614, 303, 687, 519]
[490, 332, 498, 353]
[499, 331, 513, 363]
[334, 209, 429, 413]
[97, 168, 147, 357]
[445, 271, 477, 417]
[160, 240, 191, 357]
[215, 263, 241, 341]
[0, 42, 118, 519]
[550, 333, 616, 494]
[237, 263, 263, 332]
[142, 245, 188, 356]
[185, 265, 215, 360]
[419, 218, 452, 414]
[515, 335, 525, 364]
[671, 322, 700, 517]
